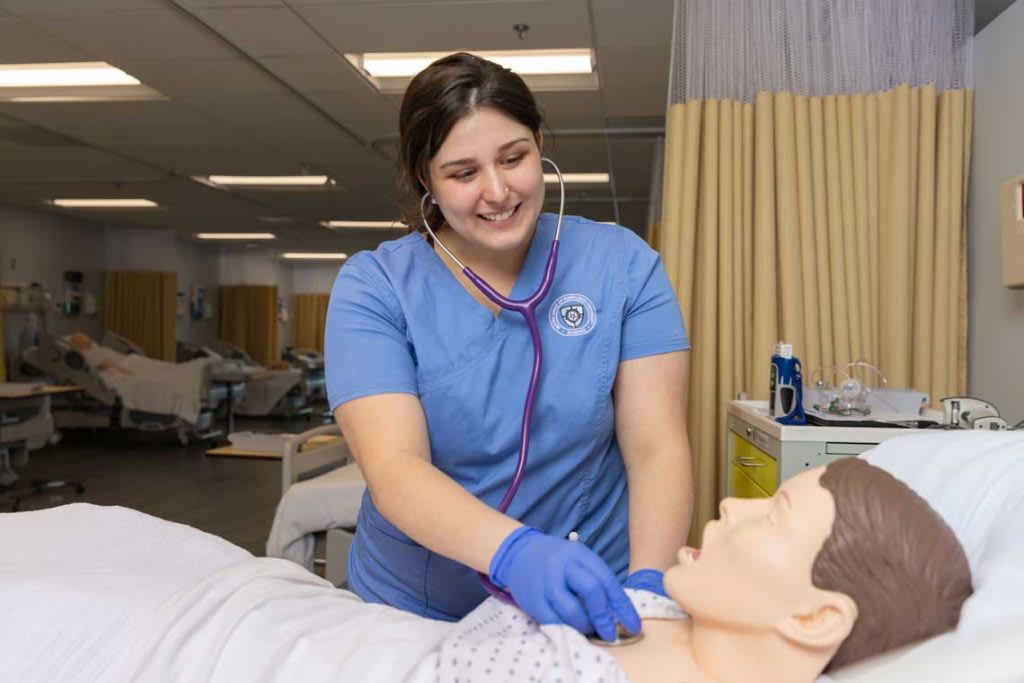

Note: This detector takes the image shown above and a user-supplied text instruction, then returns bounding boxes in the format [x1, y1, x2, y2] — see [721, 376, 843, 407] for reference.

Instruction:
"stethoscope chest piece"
[587, 624, 645, 647]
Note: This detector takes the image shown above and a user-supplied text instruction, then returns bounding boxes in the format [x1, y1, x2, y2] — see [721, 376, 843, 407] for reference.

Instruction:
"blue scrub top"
[325, 213, 689, 621]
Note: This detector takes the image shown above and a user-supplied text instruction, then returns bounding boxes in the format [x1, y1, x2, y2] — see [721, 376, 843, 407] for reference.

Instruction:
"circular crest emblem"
[549, 293, 597, 337]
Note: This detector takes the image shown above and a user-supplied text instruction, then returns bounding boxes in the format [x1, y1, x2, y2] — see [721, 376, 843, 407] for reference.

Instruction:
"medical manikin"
[602, 458, 972, 683]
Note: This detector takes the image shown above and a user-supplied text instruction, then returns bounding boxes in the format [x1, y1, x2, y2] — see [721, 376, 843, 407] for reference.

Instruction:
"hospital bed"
[267, 424, 364, 586]
[208, 340, 312, 417]
[19, 334, 220, 445]
[282, 345, 327, 400]
[1, 431, 1022, 683]
[105, 331, 248, 416]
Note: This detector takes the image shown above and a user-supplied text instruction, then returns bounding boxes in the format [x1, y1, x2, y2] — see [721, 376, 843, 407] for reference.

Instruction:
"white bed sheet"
[0, 504, 451, 683]
[266, 461, 366, 569]
[98, 354, 210, 424]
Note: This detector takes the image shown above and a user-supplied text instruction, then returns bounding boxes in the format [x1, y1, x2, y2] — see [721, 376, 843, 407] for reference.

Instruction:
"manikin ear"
[775, 590, 858, 650]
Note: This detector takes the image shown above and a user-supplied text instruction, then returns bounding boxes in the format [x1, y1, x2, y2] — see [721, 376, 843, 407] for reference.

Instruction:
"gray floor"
[1, 412, 332, 557]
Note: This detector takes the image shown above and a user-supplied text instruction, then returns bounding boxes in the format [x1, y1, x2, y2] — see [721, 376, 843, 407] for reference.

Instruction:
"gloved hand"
[623, 568, 667, 597]
[489, 526, 642, 642]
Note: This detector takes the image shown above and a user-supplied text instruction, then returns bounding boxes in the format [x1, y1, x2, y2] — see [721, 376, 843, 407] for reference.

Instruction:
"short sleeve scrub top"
[325, 213, 689, 621]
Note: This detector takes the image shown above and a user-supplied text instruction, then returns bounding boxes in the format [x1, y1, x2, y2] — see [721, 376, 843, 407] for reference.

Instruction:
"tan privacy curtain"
[293, 294, 330, 353]
[0, 308, 6, 381]
[104, 271, 177, 361]
[656, 85, 973, 537]
[219, 285, 278, 366]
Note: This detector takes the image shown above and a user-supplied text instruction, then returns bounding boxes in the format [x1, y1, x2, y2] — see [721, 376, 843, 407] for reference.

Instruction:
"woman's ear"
[534, 129, 544, 152]
[776, 589, 858, 650]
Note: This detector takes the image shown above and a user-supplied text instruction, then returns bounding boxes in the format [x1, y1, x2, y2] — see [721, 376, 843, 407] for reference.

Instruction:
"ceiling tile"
[28, 9, 241, 61]
[0, 0, 167, 15]
[190, 6, 335, 57]
[0, 16, 89, 61]
[293, 0, 592, 53]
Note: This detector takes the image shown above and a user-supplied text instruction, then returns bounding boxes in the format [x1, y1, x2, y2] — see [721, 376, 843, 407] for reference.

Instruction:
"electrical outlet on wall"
[1000, 176, 1024, 288]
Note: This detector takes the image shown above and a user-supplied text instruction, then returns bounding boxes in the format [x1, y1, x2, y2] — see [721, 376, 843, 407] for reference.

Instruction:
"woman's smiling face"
[426, 106, 545, 261]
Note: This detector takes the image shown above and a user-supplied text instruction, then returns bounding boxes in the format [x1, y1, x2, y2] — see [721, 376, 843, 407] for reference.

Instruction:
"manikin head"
[665, 458, 972, 679]
[69, 332, 94, 351]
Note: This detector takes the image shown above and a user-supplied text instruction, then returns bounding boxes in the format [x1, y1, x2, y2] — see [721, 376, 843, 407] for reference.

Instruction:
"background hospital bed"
[103, 331, 247, 416]
[270, 424, 363, 586]
[19, 334, 220, 445]
[208, 340, 312, 418]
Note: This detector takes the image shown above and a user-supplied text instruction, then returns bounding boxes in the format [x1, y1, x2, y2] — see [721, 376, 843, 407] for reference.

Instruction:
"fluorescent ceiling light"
[0, 62, 139, 88]
[282, 252, 349, 260]
[196, 233, 276, 240]
[359, 50, 593, 77]
[200, 175, 332, 187]
[50, 198, 158, 208]
[544, 173, 610, 184]
[322, 220, 406, 229]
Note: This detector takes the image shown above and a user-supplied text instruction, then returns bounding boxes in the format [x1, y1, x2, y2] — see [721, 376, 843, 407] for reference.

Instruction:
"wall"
[0, 205, 106, 352]
[175, 240, 221, 348]
[291, 262, 341, 295]
[969, 0, 1024, 426]
[217, 249, 293, 357]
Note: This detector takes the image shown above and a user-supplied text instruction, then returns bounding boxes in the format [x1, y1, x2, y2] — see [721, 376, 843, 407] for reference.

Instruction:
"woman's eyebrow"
[439, 137, 530, 169]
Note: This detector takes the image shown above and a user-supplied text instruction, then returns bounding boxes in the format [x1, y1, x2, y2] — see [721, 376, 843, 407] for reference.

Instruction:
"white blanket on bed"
[0, 504, 452, 683]
[266, 461, 366, 569]
[87, 349, 210, 424]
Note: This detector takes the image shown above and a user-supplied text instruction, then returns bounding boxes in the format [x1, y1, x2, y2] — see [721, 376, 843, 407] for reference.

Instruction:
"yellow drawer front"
[731, 433, 778, 494]
[730, 462, 771, 499]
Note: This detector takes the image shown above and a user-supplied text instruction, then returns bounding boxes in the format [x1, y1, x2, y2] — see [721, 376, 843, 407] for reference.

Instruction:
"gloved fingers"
[605, 580, 642, 636]
[624, 568, 667, 597]
[546, 578, 596, 635]
[564, 561, 617, 641]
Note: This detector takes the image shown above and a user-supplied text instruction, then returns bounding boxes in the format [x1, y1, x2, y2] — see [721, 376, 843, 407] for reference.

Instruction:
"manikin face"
[665, 467, 837, 630]
[425, 106, 545, 260]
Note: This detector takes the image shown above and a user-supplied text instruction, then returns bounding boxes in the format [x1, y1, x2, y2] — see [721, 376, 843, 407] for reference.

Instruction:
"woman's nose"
[481, 168, 508, 204]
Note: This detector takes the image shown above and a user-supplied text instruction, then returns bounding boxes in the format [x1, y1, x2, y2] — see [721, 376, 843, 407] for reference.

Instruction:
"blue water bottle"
[770, 342, 808, 425]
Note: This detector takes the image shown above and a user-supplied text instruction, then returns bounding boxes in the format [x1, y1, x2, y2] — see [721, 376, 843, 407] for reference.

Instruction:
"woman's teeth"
[480, 204, 518, 222]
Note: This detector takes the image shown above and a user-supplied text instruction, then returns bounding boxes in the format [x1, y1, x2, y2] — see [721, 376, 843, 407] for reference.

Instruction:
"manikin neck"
[688, 620, 833, 683]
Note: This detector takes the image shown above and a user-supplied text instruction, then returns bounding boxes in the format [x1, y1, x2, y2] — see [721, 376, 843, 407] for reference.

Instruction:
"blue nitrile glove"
[624, 568, 667, 597]
[489, 526, 642, 642]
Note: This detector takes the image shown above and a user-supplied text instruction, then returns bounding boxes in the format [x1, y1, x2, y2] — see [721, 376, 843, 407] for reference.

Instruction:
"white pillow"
[828, 431, 1024, 682]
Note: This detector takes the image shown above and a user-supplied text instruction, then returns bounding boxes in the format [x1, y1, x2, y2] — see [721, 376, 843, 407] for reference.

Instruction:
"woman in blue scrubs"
[325, 52, 693, 640]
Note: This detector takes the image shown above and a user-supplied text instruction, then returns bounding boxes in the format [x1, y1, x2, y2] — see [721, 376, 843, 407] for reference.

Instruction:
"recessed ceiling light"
[49, 198, 158, 208]
[281, 252, 349, 260]
[322, 220, 406, 229]
[356, 50, 593, 77]
[347, 49, 598, 94]
[544, 173, 610, 184]
[0, 62, 139, 88]
[196, 233, 276, 240]
[201, 175, 332, 187]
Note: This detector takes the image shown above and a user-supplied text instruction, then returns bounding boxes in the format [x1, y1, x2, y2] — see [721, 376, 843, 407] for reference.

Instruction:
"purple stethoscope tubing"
[419, 157, 566, 603]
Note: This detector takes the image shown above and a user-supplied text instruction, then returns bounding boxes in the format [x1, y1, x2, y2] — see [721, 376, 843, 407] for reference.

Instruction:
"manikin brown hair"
[813, 458, 973, 670]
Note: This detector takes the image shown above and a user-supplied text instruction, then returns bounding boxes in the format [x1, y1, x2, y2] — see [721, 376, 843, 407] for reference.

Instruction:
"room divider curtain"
[218, 285, 277, 366]
[657, 0, 974, 539]
[104, 271, 177, 360]
[292, 294, 330, 353]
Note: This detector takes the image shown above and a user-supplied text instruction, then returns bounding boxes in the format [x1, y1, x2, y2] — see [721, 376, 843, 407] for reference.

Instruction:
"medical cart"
[726, 400, 942, 497]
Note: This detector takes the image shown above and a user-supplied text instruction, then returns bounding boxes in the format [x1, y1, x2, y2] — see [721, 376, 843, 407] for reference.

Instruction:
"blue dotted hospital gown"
[408, 589, 687, 683]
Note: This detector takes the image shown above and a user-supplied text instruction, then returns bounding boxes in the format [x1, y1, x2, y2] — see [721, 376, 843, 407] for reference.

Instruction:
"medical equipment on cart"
[419, 157, 565, 603]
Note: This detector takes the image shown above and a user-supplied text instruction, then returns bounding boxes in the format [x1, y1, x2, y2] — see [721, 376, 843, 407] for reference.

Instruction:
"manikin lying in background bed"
[67, 331, 210, 423]
[0, 457, 972, 683]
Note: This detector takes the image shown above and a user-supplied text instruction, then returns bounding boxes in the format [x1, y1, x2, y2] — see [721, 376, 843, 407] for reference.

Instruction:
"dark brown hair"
[813, 458, 973, 670]
[396, 52, 545, 239]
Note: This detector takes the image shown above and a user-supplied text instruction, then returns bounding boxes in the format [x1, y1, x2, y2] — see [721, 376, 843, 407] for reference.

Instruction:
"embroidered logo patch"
[549, 293, 597, 337]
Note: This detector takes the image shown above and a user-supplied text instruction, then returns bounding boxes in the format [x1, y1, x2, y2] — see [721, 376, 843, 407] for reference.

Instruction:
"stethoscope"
[421, 159, 645, 648]
[419, 156, 565, 604]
